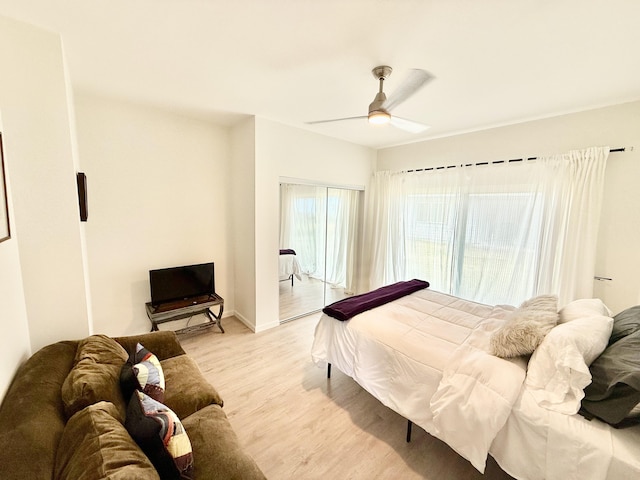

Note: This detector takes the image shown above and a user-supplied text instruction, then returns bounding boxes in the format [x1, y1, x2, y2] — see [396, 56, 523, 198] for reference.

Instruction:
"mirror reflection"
[279, 183, 362, 322]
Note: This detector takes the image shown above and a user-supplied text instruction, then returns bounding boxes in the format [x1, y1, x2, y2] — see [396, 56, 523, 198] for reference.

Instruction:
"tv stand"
[145, 293, 224, 335]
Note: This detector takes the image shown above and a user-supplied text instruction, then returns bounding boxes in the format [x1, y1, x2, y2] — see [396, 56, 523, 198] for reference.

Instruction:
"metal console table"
[145, 293, 224, 335]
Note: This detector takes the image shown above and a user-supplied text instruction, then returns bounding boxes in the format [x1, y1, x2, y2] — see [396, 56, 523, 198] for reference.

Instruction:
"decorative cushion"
[525, 314, 613, 414]
[55, 401, 160, 480]
[125, 391, 194, 480]
[61, 335, 129, 421]
[161, 354, 224, 419]
[581, 306, 640, 426]
[490, 295, 559, 358]
[558, 298, 612, 324]
[182, 404, 266, 480]
[121, 343, 166, 403]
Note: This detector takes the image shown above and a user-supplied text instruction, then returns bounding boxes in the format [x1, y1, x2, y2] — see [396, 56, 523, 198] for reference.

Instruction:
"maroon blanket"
[322, 279, 430, 321]
[279, 249, 296, 255]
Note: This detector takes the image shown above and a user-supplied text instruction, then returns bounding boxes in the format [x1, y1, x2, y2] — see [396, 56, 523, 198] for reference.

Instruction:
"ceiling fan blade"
[390, 116, 430, 133]
[383, 69, 434, 112]
[306, 116, 367, 125]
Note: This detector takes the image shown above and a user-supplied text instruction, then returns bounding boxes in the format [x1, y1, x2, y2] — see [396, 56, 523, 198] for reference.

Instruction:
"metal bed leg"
[406, 420, 412, 442]
[327, 363, 331, 378]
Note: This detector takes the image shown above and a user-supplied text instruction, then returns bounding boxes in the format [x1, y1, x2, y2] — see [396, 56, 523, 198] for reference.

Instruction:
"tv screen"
[149, 262, 215, 305]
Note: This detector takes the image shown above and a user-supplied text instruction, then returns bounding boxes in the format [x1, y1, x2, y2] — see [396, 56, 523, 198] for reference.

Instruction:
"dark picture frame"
[0, 133, 10, 243]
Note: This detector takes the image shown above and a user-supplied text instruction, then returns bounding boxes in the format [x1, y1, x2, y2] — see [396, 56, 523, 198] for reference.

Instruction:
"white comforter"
[311, 289, 519, 471]
[430, 316, 527, 472]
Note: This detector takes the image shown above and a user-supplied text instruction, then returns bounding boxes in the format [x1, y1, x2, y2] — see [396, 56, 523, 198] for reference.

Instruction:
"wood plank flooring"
[179, 314, 515, 480]
[279, 275, 349, 321]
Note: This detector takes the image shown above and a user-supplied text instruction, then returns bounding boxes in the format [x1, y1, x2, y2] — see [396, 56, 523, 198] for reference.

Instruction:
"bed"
[311, 285, 640, 480]
[279, 249, 302, 286]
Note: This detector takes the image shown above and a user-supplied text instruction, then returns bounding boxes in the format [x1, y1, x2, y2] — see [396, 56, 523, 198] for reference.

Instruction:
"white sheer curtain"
[280, 184, 361, 293]
[280, 184, 327, 278]
[535, 147, 609, 305]
[368, 146, 609, 306]
[325, 188, 361, 294]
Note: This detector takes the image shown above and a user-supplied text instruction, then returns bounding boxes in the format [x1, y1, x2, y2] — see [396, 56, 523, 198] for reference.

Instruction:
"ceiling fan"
[307, 65, 434, 133]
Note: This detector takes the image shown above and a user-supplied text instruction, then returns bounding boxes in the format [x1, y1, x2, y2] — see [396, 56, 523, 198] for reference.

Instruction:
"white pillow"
[558, 298, 613, 324]
[525, 314, 613, 414]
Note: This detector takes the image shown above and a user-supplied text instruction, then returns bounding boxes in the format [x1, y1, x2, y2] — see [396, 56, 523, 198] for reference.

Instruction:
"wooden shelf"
[145, 293, 224, 334]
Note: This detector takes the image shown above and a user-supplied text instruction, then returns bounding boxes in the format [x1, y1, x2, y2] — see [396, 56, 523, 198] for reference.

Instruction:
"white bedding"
[311, 288, 640, 480]
[279, 254, 302, 281]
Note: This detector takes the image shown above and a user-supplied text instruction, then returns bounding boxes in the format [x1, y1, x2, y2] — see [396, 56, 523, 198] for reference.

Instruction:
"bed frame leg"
[327, 363, 331, 378]
[291, 274, 294, 286]
[406, 420, 412, 442]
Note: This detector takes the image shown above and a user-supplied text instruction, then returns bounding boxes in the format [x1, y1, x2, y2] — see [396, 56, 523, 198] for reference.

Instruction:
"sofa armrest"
[113, 331, 185, 360]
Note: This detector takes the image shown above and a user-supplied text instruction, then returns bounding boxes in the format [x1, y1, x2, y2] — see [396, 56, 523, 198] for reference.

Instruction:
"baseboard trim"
[232, 310, 279, 333]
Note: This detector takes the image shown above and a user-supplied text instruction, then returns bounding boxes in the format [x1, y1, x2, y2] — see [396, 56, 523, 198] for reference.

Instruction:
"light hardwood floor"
[179, 315, 515, 479]
[279, 275, 349, 321]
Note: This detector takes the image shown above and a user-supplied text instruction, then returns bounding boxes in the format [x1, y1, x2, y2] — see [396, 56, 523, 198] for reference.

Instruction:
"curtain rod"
[405, 147, 630, 173]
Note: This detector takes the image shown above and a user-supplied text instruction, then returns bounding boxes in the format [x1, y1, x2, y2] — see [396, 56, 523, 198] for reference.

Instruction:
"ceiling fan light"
[368, 110, 391, 125]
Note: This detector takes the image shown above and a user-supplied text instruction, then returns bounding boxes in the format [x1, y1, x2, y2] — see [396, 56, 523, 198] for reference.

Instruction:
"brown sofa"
[0, 331, 266, 480]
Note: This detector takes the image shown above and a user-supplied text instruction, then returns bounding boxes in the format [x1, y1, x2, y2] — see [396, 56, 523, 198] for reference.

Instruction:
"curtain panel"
[368, 146, 609, 307]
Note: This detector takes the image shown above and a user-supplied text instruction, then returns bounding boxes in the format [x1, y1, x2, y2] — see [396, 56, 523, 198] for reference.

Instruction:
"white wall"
[377, 101, 640, 314]
[252, 118, 375, 331]
[0, 15, 93, 396]
[74, 92, 232, 336]
[230, 117, 257, 329]
[0, 115, 29, 400]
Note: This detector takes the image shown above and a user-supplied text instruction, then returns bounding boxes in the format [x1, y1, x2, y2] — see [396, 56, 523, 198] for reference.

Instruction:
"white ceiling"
[2, 0, 640, 149]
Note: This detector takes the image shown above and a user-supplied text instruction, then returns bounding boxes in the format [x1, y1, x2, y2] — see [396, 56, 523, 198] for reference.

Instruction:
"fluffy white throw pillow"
[490, 295, 558, 358]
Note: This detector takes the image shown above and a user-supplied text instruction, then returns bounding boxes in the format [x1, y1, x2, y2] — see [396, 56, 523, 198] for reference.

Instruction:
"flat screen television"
[149, 262, 215, 306]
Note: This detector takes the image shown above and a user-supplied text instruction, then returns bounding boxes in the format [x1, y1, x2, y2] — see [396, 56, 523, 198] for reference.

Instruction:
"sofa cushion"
[125, 391, 194, 480]
[121, 342, 166, 403]
[182, 404, 266, 480]
[115, 331, 186, 362]
[61, 335, 129, 421]
[54, 401, 160, 480]
[161, 354, 224, 419]
[0, 341, 76, 480]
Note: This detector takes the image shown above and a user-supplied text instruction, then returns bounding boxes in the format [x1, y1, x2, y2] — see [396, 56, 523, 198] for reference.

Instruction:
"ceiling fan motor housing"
[369, 91, 388, 113]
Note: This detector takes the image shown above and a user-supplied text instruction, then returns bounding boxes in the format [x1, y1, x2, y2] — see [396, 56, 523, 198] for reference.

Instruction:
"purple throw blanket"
[322, 279, 430, 321]
[280, 249, 296, 255]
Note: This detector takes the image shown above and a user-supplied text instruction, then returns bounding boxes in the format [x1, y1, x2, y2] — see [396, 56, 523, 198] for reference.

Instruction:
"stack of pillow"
[491, 295, 640, 427]
[120, 343, 194, 479]
[491, 295, 640, 423]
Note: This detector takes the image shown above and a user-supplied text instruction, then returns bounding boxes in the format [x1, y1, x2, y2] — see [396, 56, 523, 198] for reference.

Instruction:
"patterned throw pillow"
[125, 391, 194, 480]
[121, 343, 165, 403]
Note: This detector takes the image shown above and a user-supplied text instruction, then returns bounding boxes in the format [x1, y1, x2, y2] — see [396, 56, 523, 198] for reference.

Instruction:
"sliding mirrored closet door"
[279, 183, 362, 322]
